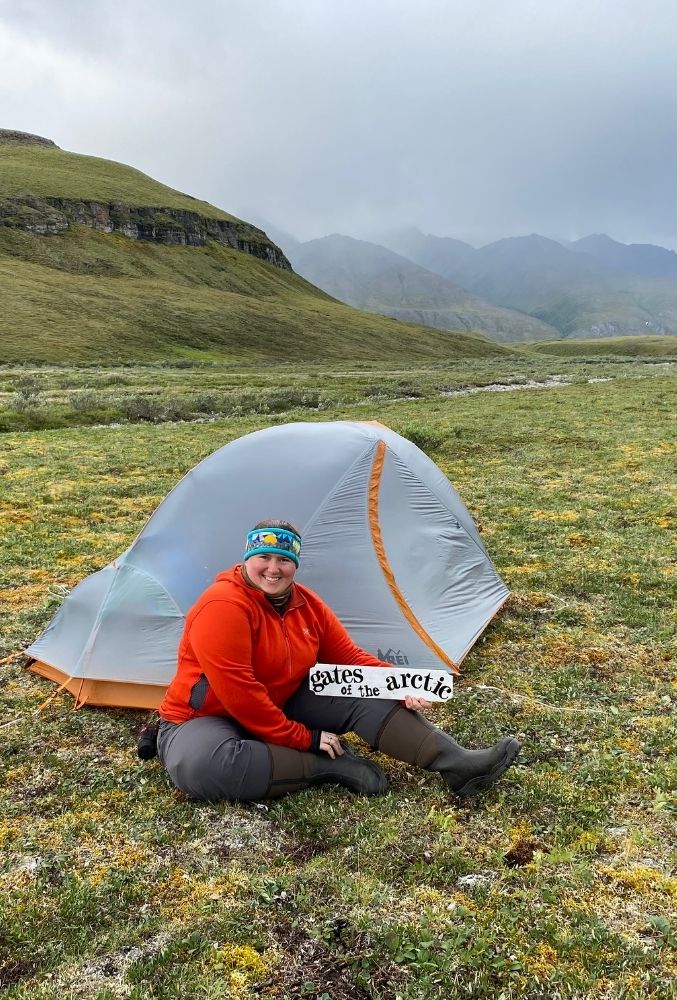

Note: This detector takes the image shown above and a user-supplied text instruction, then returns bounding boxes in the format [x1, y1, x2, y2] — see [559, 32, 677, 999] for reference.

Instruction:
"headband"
[244, 527, 302, 566]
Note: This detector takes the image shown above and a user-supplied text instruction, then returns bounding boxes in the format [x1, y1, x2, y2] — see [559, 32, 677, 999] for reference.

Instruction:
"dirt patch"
[259, 925, 405, 999]
[287, 839, 330, 863]
[71, 933, 172, 996]
[0, 955, 39, 989]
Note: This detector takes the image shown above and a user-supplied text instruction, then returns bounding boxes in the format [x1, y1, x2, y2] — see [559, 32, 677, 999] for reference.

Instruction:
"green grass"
[1, 364, 675, 998]
[525, 335, 677, 358]
[0, 226, 511, 365]
[0, 144, 236, 221]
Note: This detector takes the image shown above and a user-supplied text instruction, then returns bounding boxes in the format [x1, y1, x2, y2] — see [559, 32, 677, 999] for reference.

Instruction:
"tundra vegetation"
[0, 356, 675, 999]
[0, 350, 675, 433]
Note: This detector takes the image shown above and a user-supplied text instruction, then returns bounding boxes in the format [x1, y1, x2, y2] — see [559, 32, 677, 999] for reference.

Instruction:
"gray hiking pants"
[157, 684, 398, 802]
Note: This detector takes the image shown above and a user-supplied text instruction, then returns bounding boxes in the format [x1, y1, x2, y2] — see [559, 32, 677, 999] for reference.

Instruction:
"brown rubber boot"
[265, 741, 388, 798]
[376, 705, 520, 797]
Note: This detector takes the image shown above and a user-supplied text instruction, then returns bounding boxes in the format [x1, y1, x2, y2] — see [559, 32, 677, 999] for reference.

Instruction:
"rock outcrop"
[0, 196, 291, 269]
[0, 129, 58, 147]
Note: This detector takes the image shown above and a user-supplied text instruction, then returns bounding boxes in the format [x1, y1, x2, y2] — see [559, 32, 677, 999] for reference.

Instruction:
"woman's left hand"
[403, 695, 433, 711]
[319, 731, 344, 758]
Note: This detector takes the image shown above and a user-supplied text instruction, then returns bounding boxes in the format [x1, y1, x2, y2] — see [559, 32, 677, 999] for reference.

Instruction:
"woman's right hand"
[319, 731, 344, 758]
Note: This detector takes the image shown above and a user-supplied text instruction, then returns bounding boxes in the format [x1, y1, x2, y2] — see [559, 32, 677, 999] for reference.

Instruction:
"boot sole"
[453, 738, 521, 797]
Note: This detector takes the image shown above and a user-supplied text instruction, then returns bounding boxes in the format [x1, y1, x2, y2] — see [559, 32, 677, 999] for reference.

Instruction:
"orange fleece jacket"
[159, 565, 386, 750]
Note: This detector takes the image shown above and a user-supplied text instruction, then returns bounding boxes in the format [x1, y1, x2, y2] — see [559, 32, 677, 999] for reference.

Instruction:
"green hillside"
[525, 335, 677, 358]
[0, 135, 509, 363]
[0, 142, 236, 220]
[0, 226, 509, 363]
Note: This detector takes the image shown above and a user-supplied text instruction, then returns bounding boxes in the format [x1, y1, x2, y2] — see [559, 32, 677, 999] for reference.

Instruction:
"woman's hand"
[403, 695, 433, 711]
[319, 731, 344, 758]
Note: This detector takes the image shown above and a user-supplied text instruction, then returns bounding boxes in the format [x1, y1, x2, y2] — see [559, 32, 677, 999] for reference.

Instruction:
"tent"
[27, 420, 509, 708]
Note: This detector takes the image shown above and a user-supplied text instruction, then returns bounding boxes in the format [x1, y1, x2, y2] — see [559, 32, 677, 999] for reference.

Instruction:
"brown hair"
[253, 519, 301, 537]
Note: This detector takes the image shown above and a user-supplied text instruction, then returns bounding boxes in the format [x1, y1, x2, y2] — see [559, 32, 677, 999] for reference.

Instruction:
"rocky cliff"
[0, 128, 58, 147]
[0, 195, 291, 266]
[0, 129, 291, 269]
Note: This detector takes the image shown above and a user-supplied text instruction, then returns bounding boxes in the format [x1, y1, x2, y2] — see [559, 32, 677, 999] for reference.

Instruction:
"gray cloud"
[1, 0, 676, 247]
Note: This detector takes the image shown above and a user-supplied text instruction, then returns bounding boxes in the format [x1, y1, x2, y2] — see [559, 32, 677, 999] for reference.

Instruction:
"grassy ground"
[1, 364, 675, 998]
[0, 354, 672, 433]
[526, 335, 677, 358]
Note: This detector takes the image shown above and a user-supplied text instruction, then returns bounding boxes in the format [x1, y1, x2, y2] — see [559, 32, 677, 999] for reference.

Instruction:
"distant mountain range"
[568, 234, 677, 278]
[265, 223, 677, 341]
[284, 233, 556, 343]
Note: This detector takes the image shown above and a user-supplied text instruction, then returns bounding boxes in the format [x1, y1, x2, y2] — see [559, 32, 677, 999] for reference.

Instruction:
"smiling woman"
[242, 520, 301, 597]
[156, 519, 521, 803]
[245, 552, 296, 596]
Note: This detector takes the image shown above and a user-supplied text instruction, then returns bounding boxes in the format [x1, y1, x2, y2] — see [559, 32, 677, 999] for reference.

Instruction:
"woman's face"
[246, 553, 296, 596]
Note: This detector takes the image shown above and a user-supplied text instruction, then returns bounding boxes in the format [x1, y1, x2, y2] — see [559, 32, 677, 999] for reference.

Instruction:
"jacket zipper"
[262, 591, 304, 683]
[280, 613, 293, 680]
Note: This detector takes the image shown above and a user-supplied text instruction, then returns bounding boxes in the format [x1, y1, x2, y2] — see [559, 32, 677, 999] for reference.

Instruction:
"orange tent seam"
[368, 441, 460, 675]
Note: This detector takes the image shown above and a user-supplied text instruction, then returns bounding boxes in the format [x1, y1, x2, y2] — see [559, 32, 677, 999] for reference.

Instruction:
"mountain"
[282, 233, 557, 343]
[0, 130, 509, 363]
[449, 235, 613, 311]
[569, 233, 677, 279]
[398, 232, 677, 340]
[249, 217, 302, 258]
[375, 228, 475, 279]
[450, 235, 677, 337]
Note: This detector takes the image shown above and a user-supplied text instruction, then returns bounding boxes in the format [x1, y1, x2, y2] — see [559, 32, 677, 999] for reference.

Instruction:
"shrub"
[191, 393, 219, 414]
[397, 422, 445, 454]
[397, 379, 425, 398]
[119, 395, 161, 422]
[0, 411, 23, 431]
[361, 383, 404, 400]
[226, 393, 260, 417]
[261, 388, 322, 412]
[161, 397, 194, 422]
[98, 373, 132, 387]
[70, 390, 105, 412]
[9, 374, 42, 413]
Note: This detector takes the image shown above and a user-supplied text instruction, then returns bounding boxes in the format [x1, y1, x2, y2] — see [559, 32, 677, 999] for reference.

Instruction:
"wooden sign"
[309, 663, 453, 702]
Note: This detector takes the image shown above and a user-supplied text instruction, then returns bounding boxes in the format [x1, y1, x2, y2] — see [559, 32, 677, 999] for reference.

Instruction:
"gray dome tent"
[27, 420, 509, 708]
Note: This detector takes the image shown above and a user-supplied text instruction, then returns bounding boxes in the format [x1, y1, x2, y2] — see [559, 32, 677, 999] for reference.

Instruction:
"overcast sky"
[2, 0, 676, 248]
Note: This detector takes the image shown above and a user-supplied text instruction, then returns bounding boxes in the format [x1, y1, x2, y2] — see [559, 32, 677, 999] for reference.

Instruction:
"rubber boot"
[265, 741, 388, 798]
[376, 706, 520, 797]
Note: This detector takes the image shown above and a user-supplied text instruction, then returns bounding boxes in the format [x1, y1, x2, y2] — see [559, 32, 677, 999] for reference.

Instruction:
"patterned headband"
[244, 527, 302, 566]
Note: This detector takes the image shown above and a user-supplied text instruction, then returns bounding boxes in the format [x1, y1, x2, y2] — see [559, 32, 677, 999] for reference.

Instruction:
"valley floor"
[1, 363, 675, 999]
[0, 353, 674, 433]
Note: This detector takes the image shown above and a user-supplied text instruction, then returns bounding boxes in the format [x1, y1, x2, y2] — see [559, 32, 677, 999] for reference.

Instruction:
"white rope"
[0, 715, 30, 731]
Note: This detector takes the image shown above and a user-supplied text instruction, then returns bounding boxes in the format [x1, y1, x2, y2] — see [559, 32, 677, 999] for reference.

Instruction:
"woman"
[158, 520, 520, 801]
